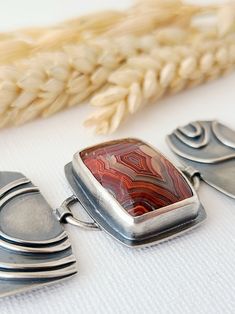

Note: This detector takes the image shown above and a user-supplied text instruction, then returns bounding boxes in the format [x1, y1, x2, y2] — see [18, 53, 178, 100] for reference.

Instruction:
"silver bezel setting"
[65, 138, 206, 247]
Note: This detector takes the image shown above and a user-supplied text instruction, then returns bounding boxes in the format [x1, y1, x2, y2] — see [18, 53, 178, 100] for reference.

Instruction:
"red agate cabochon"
[80, 139, 193, 217]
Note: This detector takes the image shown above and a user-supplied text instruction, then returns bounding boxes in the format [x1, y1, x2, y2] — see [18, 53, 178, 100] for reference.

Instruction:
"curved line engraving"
[0, 187, 39, 208]
[0, 178, 31, 198]
[0, 237, 72, 254]
[0, 172, 78, 295]
[167, 136, 235, 164]
[0, 255, 76, 270]
[212, 120, 235, 149]
[178, 122, 202, 138]
[0, 263, 77, 280]
[0, 230, 68, 247]
[0, 183, 68, 246]
[0, 187, 68, 248]
[174, 122, 209, 149]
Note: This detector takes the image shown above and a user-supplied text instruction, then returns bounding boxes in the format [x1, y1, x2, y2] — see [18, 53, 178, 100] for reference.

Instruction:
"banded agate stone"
[80, 139, 193, 217]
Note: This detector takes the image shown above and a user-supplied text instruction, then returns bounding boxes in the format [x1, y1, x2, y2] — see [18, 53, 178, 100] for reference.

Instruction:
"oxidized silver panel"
[167, 120, 235, 198]
[0, 172, 77, 298]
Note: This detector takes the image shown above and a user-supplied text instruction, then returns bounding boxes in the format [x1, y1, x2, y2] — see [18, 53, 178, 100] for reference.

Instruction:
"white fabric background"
[0, 1, 234, 313]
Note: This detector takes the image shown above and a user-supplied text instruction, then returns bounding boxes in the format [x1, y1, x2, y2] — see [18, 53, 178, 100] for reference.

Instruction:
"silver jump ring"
[180, 167, 201, 191]
[191, 175, 200, 191]
[56, 195, 100, 230]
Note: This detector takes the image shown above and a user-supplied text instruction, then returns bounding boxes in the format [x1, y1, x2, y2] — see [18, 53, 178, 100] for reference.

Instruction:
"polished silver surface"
[167, 120, 235, 198]
[63, 139, 206, 247]
[0, 171, 77, 299]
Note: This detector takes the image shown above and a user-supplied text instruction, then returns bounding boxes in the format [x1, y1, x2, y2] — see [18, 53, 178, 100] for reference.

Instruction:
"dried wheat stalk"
[86, 37, 235, 133]
[0, 0, 234, 132]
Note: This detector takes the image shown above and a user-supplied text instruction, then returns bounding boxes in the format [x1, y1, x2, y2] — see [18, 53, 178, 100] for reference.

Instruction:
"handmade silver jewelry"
[0, 119, 234, 298]
[60, 137, 206, 247]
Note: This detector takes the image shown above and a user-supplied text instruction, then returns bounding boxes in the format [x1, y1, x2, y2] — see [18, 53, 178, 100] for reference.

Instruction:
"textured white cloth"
[0, 1, 234, 313]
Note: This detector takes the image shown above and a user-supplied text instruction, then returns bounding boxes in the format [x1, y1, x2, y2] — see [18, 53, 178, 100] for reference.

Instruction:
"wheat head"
[0, 0, 234, 133]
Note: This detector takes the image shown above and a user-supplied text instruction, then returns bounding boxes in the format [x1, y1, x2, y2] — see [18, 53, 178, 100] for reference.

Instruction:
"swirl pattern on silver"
[174, 121, 209, 149]
[167, 120, 235, 199]
[0, 172, 77, 298]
